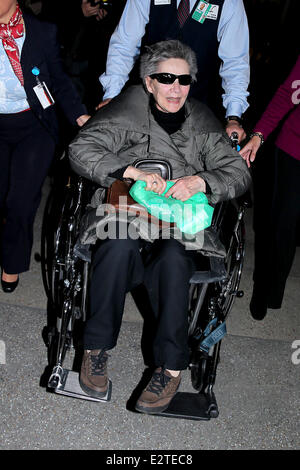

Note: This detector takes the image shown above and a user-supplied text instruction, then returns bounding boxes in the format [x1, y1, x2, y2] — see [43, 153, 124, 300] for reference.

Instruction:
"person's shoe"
[1, 273, 19, 293]
[79, 349, 109, 398]
[250, 284, 268, 320]
[135, 367, 181, 414]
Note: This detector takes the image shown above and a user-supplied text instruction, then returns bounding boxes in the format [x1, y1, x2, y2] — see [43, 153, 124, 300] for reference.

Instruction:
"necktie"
[177, 0, 190, 28]
[0, 4, 24, 86]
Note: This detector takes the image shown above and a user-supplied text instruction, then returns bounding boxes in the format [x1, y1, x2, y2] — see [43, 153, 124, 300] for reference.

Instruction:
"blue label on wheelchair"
[199, 321, 227, 352]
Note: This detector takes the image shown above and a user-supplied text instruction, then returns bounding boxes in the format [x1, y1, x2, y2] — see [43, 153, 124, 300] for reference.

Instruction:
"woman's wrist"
[250, 131, 264, 146]
[123, 166, 140, 181]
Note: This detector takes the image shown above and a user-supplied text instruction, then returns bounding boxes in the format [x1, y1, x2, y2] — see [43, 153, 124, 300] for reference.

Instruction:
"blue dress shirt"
[0, 33, 30, 114]
[100, 0, 249, 117]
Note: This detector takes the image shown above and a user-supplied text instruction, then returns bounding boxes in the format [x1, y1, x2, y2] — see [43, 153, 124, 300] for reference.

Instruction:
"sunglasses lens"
[151, 73, 192, 85]
[156, 74, 175, 84]
[178, 75, 192, 85]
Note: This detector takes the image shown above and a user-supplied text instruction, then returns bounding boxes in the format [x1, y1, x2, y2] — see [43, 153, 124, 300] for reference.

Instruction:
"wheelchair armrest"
[190, 256, 227, 284]
[133, 159, 172, 180]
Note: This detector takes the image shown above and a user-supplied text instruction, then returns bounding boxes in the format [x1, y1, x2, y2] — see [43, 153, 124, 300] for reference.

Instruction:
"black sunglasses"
[149, 73, 192, 86]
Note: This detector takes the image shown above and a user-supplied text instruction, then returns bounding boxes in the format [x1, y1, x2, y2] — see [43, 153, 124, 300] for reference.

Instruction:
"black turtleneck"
[149, 96, 186, 135]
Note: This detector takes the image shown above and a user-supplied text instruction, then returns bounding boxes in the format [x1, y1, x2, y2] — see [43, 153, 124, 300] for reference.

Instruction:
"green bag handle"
[129, 180, 214, 235]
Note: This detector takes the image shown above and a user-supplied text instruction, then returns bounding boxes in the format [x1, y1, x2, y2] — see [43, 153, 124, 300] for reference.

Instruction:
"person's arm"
[253, 55, 300, 138]
[69, 117, 143, 187]
[81, 0, 100, 17]
[197, 132, 251, 204]
[43, 23, 89, 125]
[99, 0, 150, 101]
[81, 0, 108, 21]
[240, 55, 300, 166]
[218, 0, 250, 141]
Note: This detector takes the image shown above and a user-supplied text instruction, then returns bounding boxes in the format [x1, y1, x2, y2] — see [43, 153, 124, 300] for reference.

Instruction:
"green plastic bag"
[129, 180, 214, 235]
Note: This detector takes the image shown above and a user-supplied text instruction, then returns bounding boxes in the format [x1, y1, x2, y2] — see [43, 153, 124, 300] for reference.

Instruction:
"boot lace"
[146, 369, 171, 396]
[90, 350, 108, 376]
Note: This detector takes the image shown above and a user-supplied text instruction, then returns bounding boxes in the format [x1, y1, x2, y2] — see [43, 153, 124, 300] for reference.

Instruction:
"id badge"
[154, 0, 171, 4]
[192, 1, 212, 23]
[33, 81, 55, 109]
[206, 4, 219, 20]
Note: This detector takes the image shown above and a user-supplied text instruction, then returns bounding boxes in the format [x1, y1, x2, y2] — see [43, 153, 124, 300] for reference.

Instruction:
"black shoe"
[1, 275, 19, 293]
[250, 285, 267, 320]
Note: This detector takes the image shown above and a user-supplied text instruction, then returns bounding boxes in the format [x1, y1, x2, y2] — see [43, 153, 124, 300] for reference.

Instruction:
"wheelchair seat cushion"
[130, 181, 214, 235]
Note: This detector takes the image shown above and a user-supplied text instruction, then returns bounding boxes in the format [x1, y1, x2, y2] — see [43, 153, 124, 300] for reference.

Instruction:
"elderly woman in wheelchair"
[67, 39, 251, 415]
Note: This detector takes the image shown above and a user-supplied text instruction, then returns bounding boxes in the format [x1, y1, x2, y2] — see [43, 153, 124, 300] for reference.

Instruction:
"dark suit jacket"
[20, 9, 87, 142]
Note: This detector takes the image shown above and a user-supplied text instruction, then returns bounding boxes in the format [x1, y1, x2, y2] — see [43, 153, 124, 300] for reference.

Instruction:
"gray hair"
[140, 40, 198, 84]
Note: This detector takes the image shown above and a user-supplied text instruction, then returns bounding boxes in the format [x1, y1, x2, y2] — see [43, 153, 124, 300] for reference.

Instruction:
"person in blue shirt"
[97, 0, 250, 143]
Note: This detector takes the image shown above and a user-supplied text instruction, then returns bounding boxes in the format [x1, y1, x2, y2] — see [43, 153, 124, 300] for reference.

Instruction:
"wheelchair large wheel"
[47, 249, 89, 387]
[48, 174, 92, 310]
[217, 201, 245, 318]
[45, 175, 92, 387]
[189, 199, 246, 393]
[40, 183, 66, 303]
[40, 159, 71, 304]
[47, 264, 87, 388]
[190, 350, 209, 392]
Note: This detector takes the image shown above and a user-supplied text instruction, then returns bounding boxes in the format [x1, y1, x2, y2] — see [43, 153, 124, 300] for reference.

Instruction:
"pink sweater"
[254, 55, 300, 161]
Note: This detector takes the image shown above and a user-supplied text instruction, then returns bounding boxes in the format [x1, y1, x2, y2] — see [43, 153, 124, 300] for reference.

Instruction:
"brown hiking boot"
[79, 349, 109, 398]
[135, 367, 181, 414]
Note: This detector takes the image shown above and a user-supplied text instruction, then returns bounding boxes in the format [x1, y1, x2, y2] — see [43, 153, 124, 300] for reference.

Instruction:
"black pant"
[0, 111, 55, 274]
[254, 147, 300, 307]
[267, 148, 300, 307]
[84, 235, 196, 371]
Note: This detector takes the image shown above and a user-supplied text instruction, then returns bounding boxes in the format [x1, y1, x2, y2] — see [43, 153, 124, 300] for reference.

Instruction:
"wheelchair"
[41, 144, 249, 419]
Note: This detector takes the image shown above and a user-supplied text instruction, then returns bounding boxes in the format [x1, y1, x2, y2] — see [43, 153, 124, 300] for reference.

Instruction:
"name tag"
[206, 4, 219, 20]
[33, 82, 55, 109]
[192, 1, 219, 23]
[154, 0, 171, 5]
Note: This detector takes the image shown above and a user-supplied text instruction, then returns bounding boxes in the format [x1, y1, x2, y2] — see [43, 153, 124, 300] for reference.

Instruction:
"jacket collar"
[106, 85, 196, 135]
[20, 11, 36, 67]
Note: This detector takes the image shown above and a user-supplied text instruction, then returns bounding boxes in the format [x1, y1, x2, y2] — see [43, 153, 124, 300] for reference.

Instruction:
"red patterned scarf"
[0, 4, 24, 86]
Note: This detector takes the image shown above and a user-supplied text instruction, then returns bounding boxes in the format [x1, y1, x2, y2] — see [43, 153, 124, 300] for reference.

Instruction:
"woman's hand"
[164, 175, 206, 201]
[96, 8, 108, 20]
[76, 114, 91, 127]
[226, 120, 247, 143]
[239, 135, 261, 168]
[123, 166, 167, 194]
[81, 0, 100, 17]
[95, 98, 112, 111]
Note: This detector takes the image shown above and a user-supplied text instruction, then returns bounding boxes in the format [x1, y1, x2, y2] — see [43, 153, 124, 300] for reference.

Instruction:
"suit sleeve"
[43, 23, 87, 124]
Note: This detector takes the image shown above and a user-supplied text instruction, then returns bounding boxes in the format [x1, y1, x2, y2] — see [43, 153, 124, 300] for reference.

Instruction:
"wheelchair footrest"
[52, 369, 112, 403]
[154, 391, 219, 420]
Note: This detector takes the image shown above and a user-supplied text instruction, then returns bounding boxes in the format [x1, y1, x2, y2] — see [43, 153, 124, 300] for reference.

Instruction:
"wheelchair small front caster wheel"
[208, 406, 219, 418]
